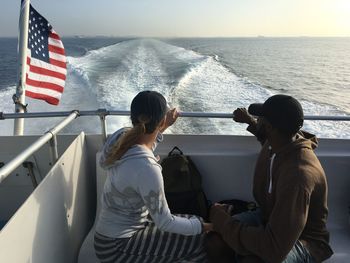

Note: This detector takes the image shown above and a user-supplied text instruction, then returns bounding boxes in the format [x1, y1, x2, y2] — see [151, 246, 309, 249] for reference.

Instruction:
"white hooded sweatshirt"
[95, 128, 202, 238]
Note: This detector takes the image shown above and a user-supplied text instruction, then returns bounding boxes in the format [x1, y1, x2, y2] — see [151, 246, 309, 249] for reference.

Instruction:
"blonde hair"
[104, 123, 146, 166]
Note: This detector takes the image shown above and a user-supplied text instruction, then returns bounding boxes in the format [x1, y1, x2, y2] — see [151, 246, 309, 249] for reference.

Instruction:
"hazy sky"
[1, 0, 350, 37]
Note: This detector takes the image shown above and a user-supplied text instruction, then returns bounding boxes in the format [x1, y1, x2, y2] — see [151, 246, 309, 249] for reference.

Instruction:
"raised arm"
[233, 108, 266, 145]
[159, 108, 179, 133]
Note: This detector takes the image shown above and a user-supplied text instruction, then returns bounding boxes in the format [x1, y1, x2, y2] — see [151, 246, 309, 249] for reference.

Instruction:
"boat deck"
[0, 134, 349, 262]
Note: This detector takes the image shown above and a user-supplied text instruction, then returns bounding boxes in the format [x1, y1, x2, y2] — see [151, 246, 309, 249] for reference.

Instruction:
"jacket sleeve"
[138, 163, 202, 236]
[246, 122, 266, 145]
[210, 179, 312, 263]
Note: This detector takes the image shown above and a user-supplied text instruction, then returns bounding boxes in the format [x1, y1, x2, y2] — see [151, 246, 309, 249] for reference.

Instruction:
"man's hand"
[160, 108, 179, 133]
[209, 203, 234, 233]
[211, 203, 234, 215]
[233, 108, 256, 125]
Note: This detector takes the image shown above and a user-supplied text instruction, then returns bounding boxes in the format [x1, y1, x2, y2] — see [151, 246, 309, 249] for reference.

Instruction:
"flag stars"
[26, 6, 66, 104]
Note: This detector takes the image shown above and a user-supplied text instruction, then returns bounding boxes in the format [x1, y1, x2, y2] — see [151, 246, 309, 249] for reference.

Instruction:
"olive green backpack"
[160, 146, 209, 220]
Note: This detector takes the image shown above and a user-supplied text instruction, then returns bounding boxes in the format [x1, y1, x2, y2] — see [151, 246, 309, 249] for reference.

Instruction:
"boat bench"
[78, 153, 106, 263]
[78, 148, 350, 263]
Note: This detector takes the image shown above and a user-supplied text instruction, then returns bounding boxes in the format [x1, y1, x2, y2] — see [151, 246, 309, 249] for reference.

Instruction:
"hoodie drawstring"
[269, 153, 276, 194]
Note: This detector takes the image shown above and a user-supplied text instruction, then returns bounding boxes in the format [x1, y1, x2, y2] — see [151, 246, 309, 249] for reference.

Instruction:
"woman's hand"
[160, 108, 179, 133]
[203, 222, 214, 233]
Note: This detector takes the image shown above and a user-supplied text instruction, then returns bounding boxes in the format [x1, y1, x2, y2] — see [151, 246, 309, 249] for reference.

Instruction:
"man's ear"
[264, 120, 274, 134]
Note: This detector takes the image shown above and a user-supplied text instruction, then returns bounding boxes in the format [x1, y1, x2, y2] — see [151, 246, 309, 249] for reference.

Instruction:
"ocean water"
[0, 37, 349, 137]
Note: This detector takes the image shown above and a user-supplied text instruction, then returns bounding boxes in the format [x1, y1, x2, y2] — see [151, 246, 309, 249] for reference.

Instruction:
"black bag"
[218, 199, 257, 216]
[160, 146, 210, 220]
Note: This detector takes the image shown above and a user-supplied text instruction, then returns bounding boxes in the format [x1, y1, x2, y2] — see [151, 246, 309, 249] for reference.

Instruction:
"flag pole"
[14, 0, 31, 135]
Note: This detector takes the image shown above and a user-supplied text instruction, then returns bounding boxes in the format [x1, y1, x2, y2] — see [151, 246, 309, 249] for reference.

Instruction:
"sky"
[0, 0, 350, 37]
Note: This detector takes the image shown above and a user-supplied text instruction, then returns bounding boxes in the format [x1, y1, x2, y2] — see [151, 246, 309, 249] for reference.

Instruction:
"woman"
[95, 90, 212, 263]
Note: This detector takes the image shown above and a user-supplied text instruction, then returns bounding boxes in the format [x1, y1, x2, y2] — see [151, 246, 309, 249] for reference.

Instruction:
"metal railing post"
[23, 161, 38, 188]
[49, 135, 59, 165]
[97, 109, 108, 144]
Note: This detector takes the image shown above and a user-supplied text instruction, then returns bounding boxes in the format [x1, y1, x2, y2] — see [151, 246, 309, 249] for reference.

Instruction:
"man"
[210, 95, 333, 263]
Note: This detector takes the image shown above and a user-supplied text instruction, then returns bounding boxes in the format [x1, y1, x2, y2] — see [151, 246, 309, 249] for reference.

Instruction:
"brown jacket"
[210, 129, 333, 263]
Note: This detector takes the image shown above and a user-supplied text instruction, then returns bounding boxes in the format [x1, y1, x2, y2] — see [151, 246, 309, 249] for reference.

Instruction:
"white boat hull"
[0, 133, 349, 262]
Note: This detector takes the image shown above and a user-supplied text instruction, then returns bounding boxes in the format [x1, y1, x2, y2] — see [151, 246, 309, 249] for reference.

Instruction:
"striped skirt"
[94, 216, 207, 263]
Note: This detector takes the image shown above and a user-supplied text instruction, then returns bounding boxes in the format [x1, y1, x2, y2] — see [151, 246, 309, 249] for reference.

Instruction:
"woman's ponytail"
[104, 123, 145, 166]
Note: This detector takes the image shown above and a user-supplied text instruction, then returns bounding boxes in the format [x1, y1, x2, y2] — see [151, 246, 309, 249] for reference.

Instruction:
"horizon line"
[1, 35, 350, 38]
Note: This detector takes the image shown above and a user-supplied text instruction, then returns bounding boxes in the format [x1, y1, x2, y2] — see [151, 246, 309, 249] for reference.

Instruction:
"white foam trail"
[1, 38, 349, 138]
[168, 51, 350, 138]
[170, 56, 272, 134]
[0, 86, 17, 135]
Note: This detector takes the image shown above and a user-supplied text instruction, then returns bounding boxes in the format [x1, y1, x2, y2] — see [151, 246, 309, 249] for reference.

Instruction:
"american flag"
[25, 3, 66, 105]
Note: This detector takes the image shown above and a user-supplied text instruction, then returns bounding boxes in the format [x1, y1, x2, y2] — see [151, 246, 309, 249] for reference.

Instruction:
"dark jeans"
[233, 210, 315, 263]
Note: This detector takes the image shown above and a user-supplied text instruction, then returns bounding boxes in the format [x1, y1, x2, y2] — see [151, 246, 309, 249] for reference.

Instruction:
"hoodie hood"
[100, 128, 160, 169]
[118, 144, 158, 165]
[275, 130, 318, 157]
[297, 130, 318, 149]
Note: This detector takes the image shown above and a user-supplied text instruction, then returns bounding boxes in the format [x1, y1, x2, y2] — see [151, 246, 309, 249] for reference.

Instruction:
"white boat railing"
[0, 111, 79, 184]
[0, 109, 350, 185]
[2, 110, 350, 120]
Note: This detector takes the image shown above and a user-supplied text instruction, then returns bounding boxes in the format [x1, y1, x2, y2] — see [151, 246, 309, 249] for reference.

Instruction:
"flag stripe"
[49, 32, 60, 40]
[25, 90, 60, 105]
[48, 38, 64, 48]
[26, 84, 62, 98]
[28, 62, 66, 80]
[28, 55, 67, 74]
[50, 58, 67, 68]
[27, 70, 65, 87]
[48, 45, 65, 55]
[26, 77, 64, 93]
[49, 51, 66, 62]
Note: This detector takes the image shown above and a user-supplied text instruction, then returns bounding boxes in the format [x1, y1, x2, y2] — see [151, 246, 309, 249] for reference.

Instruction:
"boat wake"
[0, 39, 349, 137]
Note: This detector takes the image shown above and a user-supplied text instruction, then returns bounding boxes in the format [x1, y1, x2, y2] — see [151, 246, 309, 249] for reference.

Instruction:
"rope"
[12, 94, 28, 113]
